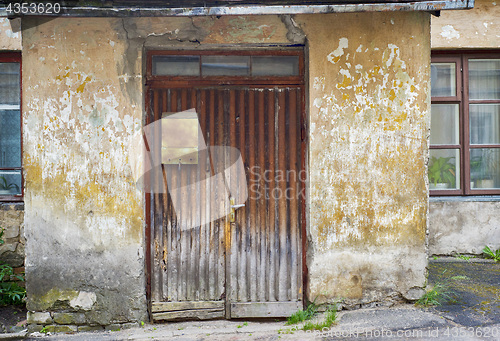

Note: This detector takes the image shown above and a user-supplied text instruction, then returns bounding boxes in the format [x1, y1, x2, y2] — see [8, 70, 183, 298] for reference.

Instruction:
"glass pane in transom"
[429, 149, 460, 190]
[431, 63, 456, 97]
[469, 59, 500, 100]
[202, 56, 250, 76]
[430, 104, 459, 145]
[152, 55, 200, 76]
[252, 56, 299, 76]
[470, 104, 500, 145]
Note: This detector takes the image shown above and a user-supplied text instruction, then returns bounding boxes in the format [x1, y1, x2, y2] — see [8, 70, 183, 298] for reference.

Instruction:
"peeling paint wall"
[297, 12, 430, 305]
[0, 18, 21, 50]
[22, 11, 430, 328]
[22, 17, 147, 330]
[431, 0, 500, 48]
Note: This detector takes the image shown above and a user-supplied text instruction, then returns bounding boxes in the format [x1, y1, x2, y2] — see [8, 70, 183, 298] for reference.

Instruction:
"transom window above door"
[430, 52, 500, 195]
[147, 50, 304, 86]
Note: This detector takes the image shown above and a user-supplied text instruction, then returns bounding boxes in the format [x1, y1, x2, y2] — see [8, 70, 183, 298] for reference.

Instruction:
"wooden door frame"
[144, 48, 308, 321]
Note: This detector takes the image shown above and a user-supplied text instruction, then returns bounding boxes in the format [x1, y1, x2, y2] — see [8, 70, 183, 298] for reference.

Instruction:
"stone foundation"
[0, 203, 24, 268]
[27, 311, 139, 333]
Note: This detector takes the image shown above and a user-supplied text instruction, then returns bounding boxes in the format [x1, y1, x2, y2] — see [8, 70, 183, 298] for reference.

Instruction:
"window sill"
[430, 196, 500, 203]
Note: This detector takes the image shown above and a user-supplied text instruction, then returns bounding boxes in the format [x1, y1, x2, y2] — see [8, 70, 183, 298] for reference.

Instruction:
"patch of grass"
[454, 253, 473, 262]
[417, 269, 472, 307]
[483, 246, 500, 262]
[302, 306, 337, 331]
[286, 303, 317, 325]
[416, 282, 452, 306]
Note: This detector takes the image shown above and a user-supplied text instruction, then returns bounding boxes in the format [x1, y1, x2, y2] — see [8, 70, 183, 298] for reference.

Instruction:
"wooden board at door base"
[230, 301, 303, 318]
[146, 50, 306, 321]
[152, 301, 224, 321]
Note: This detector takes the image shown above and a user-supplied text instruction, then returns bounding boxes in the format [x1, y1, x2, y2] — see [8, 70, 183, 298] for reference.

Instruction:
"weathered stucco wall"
[297, 12, 430, 306]
[0, 18, 21, 50]
[22, 17, 146, 331]
[431, 0, 500, 48]
[22, 11, 430, 329]
[429, 200, 500, 255]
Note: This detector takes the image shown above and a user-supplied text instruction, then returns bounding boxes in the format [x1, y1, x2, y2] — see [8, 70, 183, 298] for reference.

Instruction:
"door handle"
[229, 197, 245, 223]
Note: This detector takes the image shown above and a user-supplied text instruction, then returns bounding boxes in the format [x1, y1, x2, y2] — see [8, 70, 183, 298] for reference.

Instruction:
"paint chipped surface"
[432, 0, 500, 48]
[440, 25, 460, 40]
[327, 37, 348, 64]
[298, 11, 429, 305]
[0, 18, 21, 50]
[23, 17, 146, 323]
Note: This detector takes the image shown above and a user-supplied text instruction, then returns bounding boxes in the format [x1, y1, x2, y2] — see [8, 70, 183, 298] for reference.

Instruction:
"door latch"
[229, 197, 245, 223]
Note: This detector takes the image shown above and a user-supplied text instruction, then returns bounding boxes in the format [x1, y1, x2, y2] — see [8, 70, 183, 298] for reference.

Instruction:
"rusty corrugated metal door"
[149, 86, 304, 320]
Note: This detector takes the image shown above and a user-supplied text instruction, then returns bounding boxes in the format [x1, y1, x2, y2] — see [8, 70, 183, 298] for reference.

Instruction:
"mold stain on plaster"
[227, 17, 277, 40]
[311, 38, 428, 252]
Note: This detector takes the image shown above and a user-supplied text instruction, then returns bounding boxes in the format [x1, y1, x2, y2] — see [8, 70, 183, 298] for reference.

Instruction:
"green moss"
[31, 289, 79, 311]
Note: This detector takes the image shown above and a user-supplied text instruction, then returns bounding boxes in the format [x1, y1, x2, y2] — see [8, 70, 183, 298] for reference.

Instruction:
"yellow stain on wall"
[389, 89, 396, 101]
[76, 76, 92, 93]
[337, 75, 352, 89]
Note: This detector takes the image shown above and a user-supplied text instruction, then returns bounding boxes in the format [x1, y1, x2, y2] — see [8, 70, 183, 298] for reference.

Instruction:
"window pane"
[0, 109, 21, 168]
[252, 56, 299, 76]
[0, 63, 20, 106]
[470, 104, 500, 145]
[429, 149, 460, 190]
[430, 104, 459, 145]
[0, 170, 21, 196]
[202, 56, 250, 76]
[470, 148, 500, 189]
[152, 55, 200, 76]
[430, 63, 456, 97]
[469, 59, 500, 100]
